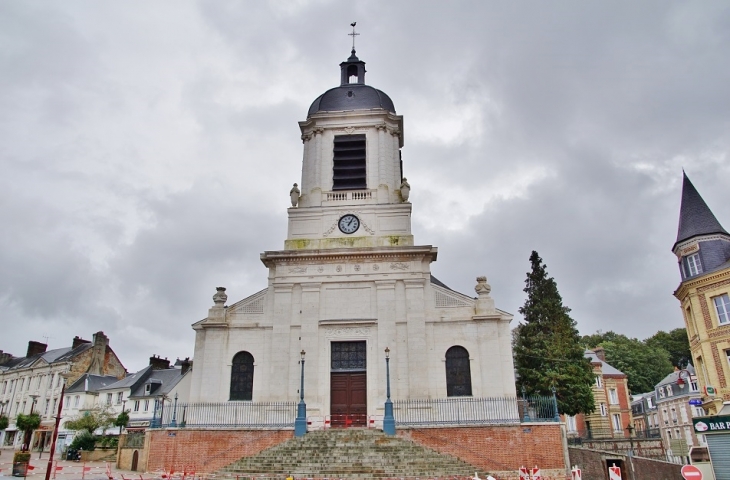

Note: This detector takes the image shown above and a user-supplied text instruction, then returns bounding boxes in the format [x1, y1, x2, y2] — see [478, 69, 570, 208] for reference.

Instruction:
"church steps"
[216, 429, 488, 478]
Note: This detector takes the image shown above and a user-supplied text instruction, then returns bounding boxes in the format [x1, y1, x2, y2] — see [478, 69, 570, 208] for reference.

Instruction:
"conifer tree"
[514, 251, 595, 415]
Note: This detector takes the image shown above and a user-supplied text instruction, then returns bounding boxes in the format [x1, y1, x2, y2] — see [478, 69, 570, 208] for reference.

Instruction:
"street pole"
[294, 350, 307, 437]
[383, 347, 395, 435]
[170, 394, 178, 427]
[24, 395, 39, 452]
[44, 384, 65, 480]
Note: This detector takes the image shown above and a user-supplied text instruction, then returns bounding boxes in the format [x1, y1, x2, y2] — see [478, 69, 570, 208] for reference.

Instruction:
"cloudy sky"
[2, 1, 729, 372]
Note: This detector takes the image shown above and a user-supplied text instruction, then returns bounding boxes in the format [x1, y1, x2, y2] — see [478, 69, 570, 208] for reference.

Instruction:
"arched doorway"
[131, 450, 139, 471]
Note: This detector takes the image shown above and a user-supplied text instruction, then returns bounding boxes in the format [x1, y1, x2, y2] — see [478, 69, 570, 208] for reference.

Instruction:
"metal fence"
[155, 401, 296, 428]
[518, 395, 559, 423]
[393, 396, 557, 427]
[566, 427, 661, 445]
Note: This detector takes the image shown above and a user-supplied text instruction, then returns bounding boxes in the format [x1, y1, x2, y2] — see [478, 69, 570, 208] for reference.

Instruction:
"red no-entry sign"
[681, 465, 703, 480]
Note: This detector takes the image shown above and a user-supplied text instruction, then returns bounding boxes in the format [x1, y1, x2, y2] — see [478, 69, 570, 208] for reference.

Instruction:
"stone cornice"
[674, 267, 730, 299]
[260, 245, 438, 267]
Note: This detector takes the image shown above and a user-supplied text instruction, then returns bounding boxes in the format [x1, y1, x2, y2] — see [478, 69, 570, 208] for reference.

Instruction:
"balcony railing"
[323, 189, 377, 203]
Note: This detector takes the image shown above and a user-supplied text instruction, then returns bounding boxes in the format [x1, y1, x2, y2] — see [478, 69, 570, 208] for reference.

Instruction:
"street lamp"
[383, 347, 395, 435]
[23, 394, 39, 452]
[294, 350, 307, 437]
[676, 369, 692, 389]
[170, 393, 178, 427]
[625, 424, 635, 455]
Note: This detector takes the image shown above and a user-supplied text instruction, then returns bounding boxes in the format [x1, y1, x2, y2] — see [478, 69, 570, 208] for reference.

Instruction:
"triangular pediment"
[228, 288, 267, 315]
[432, 283, 475, 308]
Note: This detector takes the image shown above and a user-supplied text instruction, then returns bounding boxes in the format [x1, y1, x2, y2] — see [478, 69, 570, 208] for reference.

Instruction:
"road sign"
[681, 465, 703, 480]
[689, 399, 703, 406]
[609, 465, 621, 480]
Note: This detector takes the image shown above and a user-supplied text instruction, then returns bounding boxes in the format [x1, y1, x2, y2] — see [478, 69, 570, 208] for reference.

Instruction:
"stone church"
[188, 48, 516, 426]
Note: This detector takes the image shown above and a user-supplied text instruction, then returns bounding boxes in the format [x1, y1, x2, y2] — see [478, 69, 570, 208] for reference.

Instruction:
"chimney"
[180, 357, 192, 375]
[149, 355, 171, 370]
[26, 341, 47, 358]
[593, 347, 606, 362]
[72, 336, 91, 349]
[86, 331, 109, 376]
[0, 350, 14, 365]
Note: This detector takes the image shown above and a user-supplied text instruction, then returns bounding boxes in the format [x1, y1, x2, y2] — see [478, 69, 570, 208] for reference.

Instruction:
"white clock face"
[338, 214, 360, 234]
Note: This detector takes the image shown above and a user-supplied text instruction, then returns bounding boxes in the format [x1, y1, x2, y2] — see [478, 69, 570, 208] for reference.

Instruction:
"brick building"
[672, 173, 730, 415]
[565, 348, 632, 440]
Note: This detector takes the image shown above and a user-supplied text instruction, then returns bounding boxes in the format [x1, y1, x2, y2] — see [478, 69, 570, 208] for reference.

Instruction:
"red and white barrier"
[609, 464, 622, 480]
[571, 465, 582, 480]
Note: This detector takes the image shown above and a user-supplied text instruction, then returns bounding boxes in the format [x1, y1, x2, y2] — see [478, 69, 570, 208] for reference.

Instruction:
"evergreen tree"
[514, 251, 595, 415]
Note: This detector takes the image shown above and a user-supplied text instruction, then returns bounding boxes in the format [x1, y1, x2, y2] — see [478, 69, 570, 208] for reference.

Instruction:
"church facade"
[188, 49, 516, 427]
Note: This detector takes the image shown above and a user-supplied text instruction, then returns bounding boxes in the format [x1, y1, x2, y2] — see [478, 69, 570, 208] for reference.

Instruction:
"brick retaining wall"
[399, 423, 567, 477]
[145, 429, 293, 474]
[568, 446, 683, 480]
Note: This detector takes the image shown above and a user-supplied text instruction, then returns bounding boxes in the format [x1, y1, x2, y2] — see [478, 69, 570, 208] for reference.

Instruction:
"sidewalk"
[0, 451, 143, 480]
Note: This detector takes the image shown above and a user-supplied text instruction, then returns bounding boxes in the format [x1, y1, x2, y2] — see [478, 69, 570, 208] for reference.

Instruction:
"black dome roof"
[307, 85, 396, 117]
[307, 49, 396, 117]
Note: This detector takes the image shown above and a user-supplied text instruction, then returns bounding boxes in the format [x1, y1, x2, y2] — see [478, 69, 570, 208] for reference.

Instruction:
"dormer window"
[145, 383, 151, 394]
[685, 253, 702, 277]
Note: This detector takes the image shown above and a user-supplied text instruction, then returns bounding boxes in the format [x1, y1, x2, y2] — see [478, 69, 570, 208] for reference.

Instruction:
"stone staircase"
[217, 429, 488, 479]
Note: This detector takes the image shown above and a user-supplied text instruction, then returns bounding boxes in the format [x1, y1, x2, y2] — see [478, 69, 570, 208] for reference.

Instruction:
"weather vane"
[349, 22, 359, 51]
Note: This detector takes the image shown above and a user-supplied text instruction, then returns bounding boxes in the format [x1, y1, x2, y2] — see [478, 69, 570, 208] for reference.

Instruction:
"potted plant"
[12, 451, 31, 477]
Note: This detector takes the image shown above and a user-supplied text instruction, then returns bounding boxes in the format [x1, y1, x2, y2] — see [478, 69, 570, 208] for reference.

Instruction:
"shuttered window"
[333, 134, 366, 190]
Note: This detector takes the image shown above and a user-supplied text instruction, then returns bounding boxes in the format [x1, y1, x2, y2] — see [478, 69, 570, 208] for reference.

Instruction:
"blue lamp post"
[551, 385, 560, 422]
[383, 347, 395, 435]
[294, 350, 307, 437]
[170, 393, 178, 427]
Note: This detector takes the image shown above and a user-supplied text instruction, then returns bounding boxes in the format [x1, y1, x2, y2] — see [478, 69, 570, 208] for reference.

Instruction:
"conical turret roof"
[674, 172, 728, 250]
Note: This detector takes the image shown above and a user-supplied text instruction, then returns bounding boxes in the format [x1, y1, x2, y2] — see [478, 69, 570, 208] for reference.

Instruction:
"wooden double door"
[330, 372, 367, 427]
[330, 341, 367, 427]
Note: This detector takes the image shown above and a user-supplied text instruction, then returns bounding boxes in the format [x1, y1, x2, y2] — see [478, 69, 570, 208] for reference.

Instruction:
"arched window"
[445, 346, 472, 397]
[230, 351, 254, 401]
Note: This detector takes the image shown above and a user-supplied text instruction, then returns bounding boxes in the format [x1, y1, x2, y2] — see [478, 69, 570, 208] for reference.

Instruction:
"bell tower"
[286, 49, 412, 250]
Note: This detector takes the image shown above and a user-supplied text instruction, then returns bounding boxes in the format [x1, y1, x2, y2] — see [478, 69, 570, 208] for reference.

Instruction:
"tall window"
[230, 351, 255, 401]
[445, 346, 472, 397]
[595, 376, 602, 388]
[608, 388, 618, 404]
[612, 413, 622, 432]
[685, 253, 702, 277]
[332, 134, 366, 191]
[566, 415, 578, 433]
[133, 401, 140, 412]
[600, 403, 607, 416]
[713, 294, 730, 325]
[116, 392, 123, 404]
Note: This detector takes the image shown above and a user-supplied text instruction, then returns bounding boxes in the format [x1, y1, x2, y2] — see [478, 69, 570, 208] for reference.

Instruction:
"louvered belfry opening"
[333, 134, 367, 190]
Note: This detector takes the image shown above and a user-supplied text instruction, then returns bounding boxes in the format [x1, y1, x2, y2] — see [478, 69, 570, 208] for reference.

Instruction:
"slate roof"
[307, 51, 395, 117]
[656, 364, 696, 387]
[674, 172, 728, 249]
[0, 344, 93, 371]
[98, 365, 153, 392]
[585, 350, 625, 376]
[97, 365, 187, 399]
[66, 374, 121, 394]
